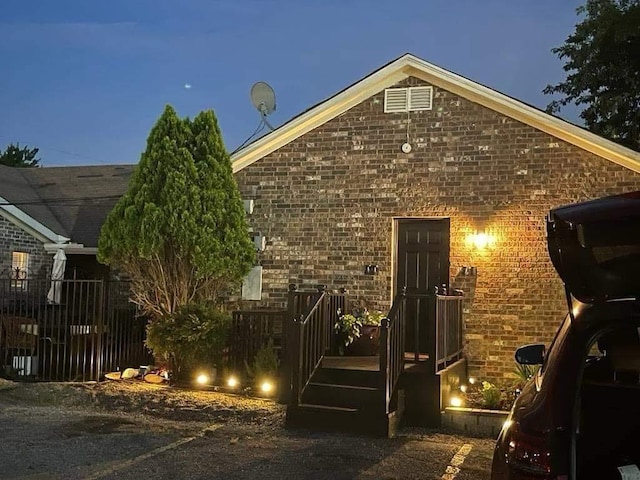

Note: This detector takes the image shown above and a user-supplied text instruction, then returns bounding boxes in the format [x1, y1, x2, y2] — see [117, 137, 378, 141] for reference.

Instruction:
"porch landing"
[322, 353, 430, 372]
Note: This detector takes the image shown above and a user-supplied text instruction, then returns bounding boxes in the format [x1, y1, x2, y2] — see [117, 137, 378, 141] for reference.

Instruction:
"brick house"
[231, 53, 640, 381]
[0, 164, 133, 282]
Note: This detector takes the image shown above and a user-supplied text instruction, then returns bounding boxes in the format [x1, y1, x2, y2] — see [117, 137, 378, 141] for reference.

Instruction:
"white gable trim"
[231, 69, 407, 173]
[232, 54, 640, 174]
[0, 195, 70, 244]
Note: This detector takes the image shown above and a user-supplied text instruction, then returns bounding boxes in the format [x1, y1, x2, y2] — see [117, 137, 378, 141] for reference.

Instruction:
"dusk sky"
[0, 0, 584, 166]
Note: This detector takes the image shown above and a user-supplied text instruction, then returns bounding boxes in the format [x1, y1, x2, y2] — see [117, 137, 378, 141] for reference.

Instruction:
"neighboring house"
[231, 53, 640, 381]
[0, 164, 134, 282]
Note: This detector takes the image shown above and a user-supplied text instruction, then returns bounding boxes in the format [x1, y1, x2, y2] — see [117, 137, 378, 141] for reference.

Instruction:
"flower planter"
[441, 406, 508, 438]
[345, 325, 380, 356]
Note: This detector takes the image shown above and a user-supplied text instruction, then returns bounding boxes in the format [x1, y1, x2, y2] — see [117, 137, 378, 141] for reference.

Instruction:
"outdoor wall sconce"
[466, 231, 496, 250]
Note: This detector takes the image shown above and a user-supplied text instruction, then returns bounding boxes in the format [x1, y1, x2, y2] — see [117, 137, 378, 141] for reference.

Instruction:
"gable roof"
[231, 53, 640, 174]
[0, 164, 134, 248]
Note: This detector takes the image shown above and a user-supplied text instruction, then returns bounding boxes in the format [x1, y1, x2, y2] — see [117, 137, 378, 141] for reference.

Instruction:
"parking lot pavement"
[0, 404, 494, 480]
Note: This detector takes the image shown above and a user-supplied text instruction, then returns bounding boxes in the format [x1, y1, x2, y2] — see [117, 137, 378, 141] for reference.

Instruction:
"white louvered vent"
[384, 88, 408, 113]
[408, 86, 433, 111]
[384, 86, 433, 113]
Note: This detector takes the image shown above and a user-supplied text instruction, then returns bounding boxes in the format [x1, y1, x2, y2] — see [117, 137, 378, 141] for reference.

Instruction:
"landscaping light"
[227, 376, 239, 388]
[460, 385, 467, 393]
[260, 380, 274, 394]
[450, 396, 463, 407]
[196, 373, 209, 385]
[468, 377, 476, 385]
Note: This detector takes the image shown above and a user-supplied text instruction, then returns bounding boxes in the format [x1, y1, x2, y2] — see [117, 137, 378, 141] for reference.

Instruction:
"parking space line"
[85, 425, 222, 480]
[441, 443, 473, 480]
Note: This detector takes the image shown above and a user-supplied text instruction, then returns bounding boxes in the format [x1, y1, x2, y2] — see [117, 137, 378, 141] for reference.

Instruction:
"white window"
[11, 251, 29, 289]
[384, 86, 433, 113]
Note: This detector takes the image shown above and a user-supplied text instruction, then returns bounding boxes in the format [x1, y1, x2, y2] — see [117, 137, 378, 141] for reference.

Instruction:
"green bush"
[146, 303, 231, 380]
[513, 362, 540, 383]
[246, 338, 280, 381]
[481, 381, 502, 409]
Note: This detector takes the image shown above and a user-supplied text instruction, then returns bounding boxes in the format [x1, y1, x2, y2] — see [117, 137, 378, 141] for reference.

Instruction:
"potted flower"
[334, 308, 385, 356]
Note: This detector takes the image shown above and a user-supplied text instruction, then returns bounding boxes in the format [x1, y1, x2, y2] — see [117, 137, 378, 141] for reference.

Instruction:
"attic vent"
[384, 86, 433, 113]
[384, 88, 408, 113]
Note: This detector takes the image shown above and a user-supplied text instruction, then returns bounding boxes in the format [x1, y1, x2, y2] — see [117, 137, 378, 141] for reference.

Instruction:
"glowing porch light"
[466, 231, 496, 250]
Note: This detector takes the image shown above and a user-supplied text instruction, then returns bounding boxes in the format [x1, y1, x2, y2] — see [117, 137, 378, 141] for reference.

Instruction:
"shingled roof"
[0, 164, 134, 248]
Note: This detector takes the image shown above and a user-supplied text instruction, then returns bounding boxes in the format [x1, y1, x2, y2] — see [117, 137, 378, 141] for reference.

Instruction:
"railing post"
[316, 285, 328, 353]
[280, 284, 298, 405]
[437, 295, 441, 368]
[278, 283, 298, 404]
[400, 286, 407, 358]
[289, 317, 302, 407]
[94, 280, 105, 382]
[380, 317, 390, 413]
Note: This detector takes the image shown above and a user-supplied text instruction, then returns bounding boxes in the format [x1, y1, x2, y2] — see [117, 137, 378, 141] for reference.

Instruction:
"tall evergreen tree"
[98, 105, 255, 318]
[544, 0, 640, 150]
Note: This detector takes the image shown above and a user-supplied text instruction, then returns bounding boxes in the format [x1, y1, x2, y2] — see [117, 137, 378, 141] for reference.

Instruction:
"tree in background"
[0, 143, 41, 167]
[98, 105, 255, 319]
[544, 0, 640, 151]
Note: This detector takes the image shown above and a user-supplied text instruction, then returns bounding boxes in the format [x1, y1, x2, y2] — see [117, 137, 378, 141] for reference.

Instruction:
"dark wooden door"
[395, 219, 450, 357]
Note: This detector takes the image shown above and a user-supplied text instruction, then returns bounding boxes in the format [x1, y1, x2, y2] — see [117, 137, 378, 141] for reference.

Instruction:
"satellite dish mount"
[250, 82, 277, 131]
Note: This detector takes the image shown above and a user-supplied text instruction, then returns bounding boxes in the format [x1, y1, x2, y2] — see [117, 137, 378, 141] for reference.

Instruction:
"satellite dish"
[250, 81, 276, 130]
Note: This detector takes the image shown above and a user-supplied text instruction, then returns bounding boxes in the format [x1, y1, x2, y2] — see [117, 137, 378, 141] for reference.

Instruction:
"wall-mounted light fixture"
[466, 230, 496, 250]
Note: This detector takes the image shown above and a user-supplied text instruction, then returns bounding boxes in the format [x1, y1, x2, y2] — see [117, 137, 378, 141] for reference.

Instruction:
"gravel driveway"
[0, 379, 494, 479]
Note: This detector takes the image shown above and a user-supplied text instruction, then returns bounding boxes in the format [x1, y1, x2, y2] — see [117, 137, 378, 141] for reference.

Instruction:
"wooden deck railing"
[435, 295, 464, 370]
[379, 288, 406, 414]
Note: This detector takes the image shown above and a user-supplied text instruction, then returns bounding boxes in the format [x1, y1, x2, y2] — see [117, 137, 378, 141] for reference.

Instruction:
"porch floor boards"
[321, 352, 430, 372]
[322, 355, 379, 371]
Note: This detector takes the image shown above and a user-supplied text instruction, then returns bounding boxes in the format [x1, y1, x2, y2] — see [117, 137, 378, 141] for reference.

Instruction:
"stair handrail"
[434, 294, 465, 371]
[379, 287, 407, 414]
[290, 286, 331, 406]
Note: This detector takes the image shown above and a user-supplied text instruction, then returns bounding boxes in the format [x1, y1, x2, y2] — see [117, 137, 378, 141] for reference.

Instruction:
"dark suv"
[491, 192, 640, 480]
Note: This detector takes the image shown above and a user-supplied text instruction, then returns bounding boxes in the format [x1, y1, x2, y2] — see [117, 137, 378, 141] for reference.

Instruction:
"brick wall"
[0, 215, 51, 280]
[235, 76, 640, 381]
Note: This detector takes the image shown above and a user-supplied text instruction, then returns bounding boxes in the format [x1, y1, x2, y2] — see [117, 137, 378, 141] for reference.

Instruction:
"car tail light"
[506, 428, 553, 478]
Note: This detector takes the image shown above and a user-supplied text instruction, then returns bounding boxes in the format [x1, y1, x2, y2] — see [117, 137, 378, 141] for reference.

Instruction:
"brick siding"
[235, 76, 640, 381]
[0, 215, 51, 280]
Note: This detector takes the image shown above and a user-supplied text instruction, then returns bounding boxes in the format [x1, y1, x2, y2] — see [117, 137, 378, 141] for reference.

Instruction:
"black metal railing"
[291, 289, 328, 405]
[0, 279, 150, 382]
[284, 286, 346, 406]
[404, 292, 435, 363]
[435, 295, 464, 370]
[379, 288, 406, 414]
[228, 309, 287, 373]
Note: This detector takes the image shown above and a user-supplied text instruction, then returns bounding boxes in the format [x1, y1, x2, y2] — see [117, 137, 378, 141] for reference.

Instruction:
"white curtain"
[46, 249, 67, 304]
